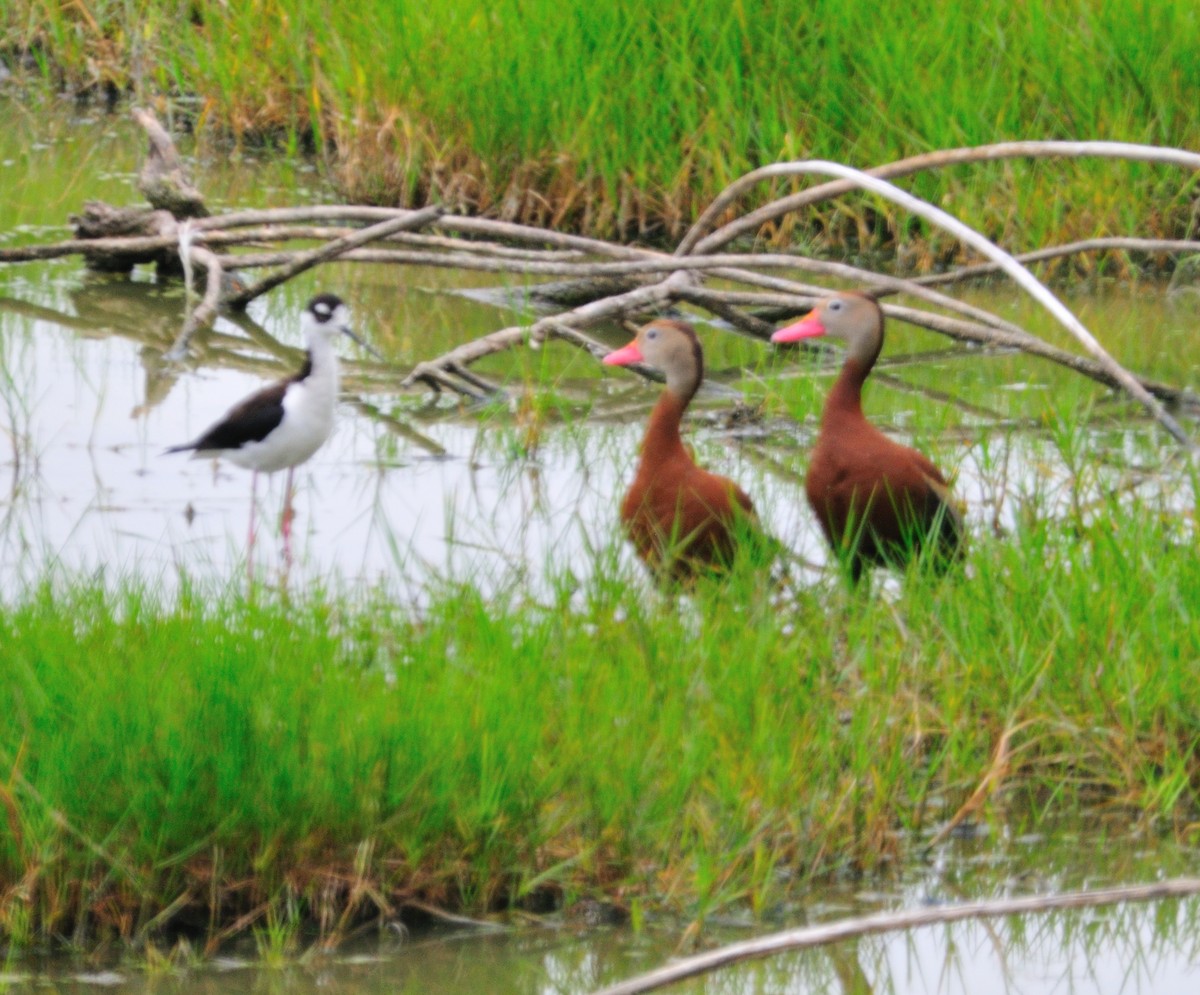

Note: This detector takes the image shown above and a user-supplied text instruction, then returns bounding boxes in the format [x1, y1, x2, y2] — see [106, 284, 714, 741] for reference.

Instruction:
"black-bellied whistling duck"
[603, 319, 759, 582]
[771, 292, 963, 582]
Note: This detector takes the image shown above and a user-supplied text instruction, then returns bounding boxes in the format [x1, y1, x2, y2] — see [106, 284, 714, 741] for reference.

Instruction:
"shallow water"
[2, 92, 1200, 993]
[2, 99, 1195, 598]
[4, 828, 1200, 994]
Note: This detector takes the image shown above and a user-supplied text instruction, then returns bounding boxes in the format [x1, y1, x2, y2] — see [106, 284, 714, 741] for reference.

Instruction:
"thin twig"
[191, 205, 649, 258]
[210, 247, 1059, 343]
[400, 900, 508, 931]
[224, 205, 445, 309]
[913, 237, 1200, 287]
[401, 273, 693, 393]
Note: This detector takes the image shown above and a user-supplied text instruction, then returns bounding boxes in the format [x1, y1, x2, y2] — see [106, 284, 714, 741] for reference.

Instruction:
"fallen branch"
[1, 113, 1194, 443]
[132, 107, 208, 218]
[590, 878, 1200, 995]
[678, 158, 1196, 446]
[681, 141, 1200, 256]
[0, 234, 181, 264]
[223, 205, 446, 309]
[913, 236, 1200, 287]
[401, 272, 694, 394]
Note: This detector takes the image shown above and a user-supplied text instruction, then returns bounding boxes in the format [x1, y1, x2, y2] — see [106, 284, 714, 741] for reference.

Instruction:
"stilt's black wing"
[166, 380, 288, 455]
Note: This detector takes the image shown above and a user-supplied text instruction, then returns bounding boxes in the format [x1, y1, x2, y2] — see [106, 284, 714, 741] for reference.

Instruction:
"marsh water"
[2, 97, 1197, 599]
[2, 93, 1199, 993]
[4, 827, 1200, 994]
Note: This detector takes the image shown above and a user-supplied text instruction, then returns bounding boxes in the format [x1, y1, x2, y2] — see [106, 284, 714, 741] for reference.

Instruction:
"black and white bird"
[166, 293, 370, 576]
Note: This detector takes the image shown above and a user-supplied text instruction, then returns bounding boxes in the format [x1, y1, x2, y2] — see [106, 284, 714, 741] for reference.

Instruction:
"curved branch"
[680, 141, 1200, 256]
[590, 878, 1200, 995]
[166, 243, 223, 359]
[401, 273, 694, 394]
[672, 284, 1192, 405]
[684, 160, 1193, 445]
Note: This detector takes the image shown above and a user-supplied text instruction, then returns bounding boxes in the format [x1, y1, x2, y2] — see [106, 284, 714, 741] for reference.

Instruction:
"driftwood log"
[0, 112, 1197, 445]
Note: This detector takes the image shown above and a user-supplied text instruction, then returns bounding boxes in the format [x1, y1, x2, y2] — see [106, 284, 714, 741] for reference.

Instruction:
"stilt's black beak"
[341, 326, 384, 361]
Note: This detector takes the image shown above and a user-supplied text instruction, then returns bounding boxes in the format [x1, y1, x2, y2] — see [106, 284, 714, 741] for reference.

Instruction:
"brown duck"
[771, 292, 963, 582]
[603, 319, 760, 582]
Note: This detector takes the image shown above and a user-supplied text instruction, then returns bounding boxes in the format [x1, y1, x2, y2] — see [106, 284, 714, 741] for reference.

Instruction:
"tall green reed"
[3, 0, 1198, 246]
[1, 468, 1196, 946]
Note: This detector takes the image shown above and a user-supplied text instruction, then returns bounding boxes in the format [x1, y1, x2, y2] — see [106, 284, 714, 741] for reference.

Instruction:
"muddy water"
[2, 94, 1200, 992]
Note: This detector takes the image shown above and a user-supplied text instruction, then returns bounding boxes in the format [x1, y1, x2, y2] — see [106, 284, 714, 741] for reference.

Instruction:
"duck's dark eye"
[646, 329, 659, 340]
[829, 300, 843, 312]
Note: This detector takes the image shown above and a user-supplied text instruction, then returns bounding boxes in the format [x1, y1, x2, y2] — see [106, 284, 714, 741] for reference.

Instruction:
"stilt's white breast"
[224, 374, 337, 473]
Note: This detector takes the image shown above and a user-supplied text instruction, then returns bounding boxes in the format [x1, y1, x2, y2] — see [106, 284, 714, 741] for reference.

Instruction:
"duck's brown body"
[605, 320, 757, 582]
[773, 293, 962, 581]
[622, 389, 755, 580]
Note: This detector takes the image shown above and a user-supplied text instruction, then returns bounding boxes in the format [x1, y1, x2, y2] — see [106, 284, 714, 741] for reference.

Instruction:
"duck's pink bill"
[603, 342, 644, 366]
[771, 315, 826, 344]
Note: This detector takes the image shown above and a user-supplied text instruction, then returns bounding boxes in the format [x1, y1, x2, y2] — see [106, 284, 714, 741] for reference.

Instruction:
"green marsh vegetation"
[1, 4, 1199, 962]
[3, 0, 1200, 255]
[1, 436, 1197, 948]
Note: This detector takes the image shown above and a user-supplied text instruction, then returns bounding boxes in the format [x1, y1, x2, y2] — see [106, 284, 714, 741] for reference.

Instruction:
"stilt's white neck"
[303, 329, 340, 392]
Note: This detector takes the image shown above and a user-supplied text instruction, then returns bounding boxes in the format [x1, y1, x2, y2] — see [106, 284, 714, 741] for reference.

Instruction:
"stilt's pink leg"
[281, 466, 296, 574]
[247, 470, 259, 584]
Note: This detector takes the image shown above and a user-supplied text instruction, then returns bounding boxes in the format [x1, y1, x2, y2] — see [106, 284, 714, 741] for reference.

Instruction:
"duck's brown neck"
[639, 389, 691, 467]
[822, 357, 871, 428]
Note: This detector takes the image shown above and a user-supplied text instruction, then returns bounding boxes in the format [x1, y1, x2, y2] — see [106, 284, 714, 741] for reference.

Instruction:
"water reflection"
[1, 265, 1196, 598]
[0, 267, 830, 595]
[1, 98, 1196, 596]
[3, 892, 1199, 995]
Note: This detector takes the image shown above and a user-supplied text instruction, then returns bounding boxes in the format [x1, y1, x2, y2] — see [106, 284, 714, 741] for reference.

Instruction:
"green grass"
[1, 473, 1197, 948]
[0, 50, 1197, 954]
[3, 0, 1199, 250]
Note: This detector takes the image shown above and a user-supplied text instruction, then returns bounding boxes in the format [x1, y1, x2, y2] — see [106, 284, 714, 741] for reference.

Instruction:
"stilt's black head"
[307, 293, 346, 324]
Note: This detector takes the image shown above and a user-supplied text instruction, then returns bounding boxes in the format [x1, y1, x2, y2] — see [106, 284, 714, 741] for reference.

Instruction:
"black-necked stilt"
[166, 293, 371, 578]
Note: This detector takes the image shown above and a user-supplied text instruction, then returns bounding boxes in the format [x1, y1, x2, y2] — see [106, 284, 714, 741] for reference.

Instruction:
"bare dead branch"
[402, 273, 694, 394]
[132, 107, 208, 218]
[678, 159, 1195, 445]
[590, 878, 1200, 995]
[914, 237, 1200, 287]
[681, 141, 1200, 256]
[677, 285, 1192, 406]
[0, 235, 177, 264]
[224, 205, 446, 310]
[191, 205, 648, 258]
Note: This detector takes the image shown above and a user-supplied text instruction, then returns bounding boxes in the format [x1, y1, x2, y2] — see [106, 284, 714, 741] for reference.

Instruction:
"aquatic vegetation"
[0, 68, 1197, 961]
[0, 477, 1197, 947]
